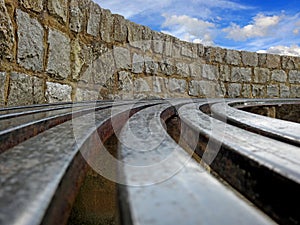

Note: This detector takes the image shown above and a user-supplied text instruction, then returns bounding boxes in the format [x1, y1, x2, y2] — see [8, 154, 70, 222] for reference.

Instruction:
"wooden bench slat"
[118, 103, 276, 225]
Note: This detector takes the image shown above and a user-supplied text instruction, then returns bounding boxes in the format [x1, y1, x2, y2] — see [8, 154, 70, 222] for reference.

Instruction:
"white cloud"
[258, 45, 300, 57]
[223, 14, 282, 41]
[161, 14, 216, 45]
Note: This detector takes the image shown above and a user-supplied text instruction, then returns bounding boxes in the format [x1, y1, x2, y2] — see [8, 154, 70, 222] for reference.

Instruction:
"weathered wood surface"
[0, 99, 299, 225]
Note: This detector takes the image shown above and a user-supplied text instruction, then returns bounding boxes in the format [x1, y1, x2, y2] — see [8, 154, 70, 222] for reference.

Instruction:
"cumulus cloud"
[258, 45, 300, 57]
[223, 14, 282, 41]
[161, 14, 216, 45]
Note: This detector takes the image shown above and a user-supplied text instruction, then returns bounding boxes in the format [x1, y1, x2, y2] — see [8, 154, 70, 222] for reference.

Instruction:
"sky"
[95, 0, 300, 56]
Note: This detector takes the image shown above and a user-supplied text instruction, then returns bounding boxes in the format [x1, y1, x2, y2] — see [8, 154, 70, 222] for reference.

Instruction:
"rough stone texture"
[47, 29, 71, 79]
[252, 85, 266, 98]
[83, 51, 115, 85]
[145, 56, 159, 75]
[257, 53, 267, 67]
[48, 0, 68, 23]
[242, 84, 251, 98]
[7, 73, 45, 106]
[219, 65, 230, 82]
[114, 47, 131, 70]
[280, 84, 290, 98]
[87, 2, 101, 37]
[75, 87, 99, 101]
[70, 38, 84, 80]
[198, 44, 205, 57]
[181, 42, 198, 59]
[159, 58, 175, 76]
[113, 14, 128, 43]
[241, 51, 258, 67]
[17, 10, 44, 71]
[0, 0, 14, 60]
[69, 0, 88, 33]
[189, 80, 221, 97]
[0, 72, 6, 106]
[282, 56, 297, 70]
[266, 54, 281, 69]
[118, 71, 133, 93]
[202, 64, 218, 80]
[46, 82, 72, 103]
[152, 35, 164, 54]
[205, 47, 225, 63]
[132, 53, 144, 74]
[168, 78, 186, 93]
[134, 78, 151, 93]
[271, 70, 287, 83]
[267, 84, 279, 97]
[153, 77, 168, 93]
[254, 68, 270, 83]
[176, 62, 190, 78]
[127, 21, 143, 48]
[226, 50, 241, 66]
[231, 67, 252, 83]
[228, 83, 242, 98]
[20, 0, 43, 12]
[189, 62, 202, 79]
[100, 8, 114, 43]
[291, 85, 300, 98]
[289, 70, 300, 84]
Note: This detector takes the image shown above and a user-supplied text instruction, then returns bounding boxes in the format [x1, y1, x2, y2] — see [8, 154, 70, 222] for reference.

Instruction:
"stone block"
[145, 56, 159, 75]
[228, 83, 242, 98]
[197, 44, 205, 57]
[134, 78, 151, 93]
[241, 84, 251, 98]
[69, 0, 88, 33]
[226, 50, 241, 66]
[0, 0, 14, 60]
[75, 87, 99, 101]
[46, 82, 72, 103]
[281, 56, 297, 70]
[132, 53, 144, 74]
[271, 70, 287, 83]
[291, 85, 300, 98]
[47, 29, 71, 79]
[168, 78, 186, 93]
[20, 0, 43, 12]
[113, 14, 128, 43]
[153, 77, 168, 93]
[159, 58, 175, 76]
[100, 8, 114, 42]
[231, 67, 252, 82]
[257, 53, 267, 67]
[87, 2, 101, 37]
[176, 62, 190, 78]
[172, 39, 182, 59]
[189, 80, 220, 97]
[241, 51, 258, 67]
[219, 65, 230, 82]
[204, 47, 225, 63]
[254, 68, 270, 83]
[289, 70, 300, 84]
[202, 64, 218, 80]
[267, 84, 279, 97]
[181, 42, 198, 59]
[189, 62, 202, 79]
[127, 21, 143, 47]
[17, 10, 44, 71]
[266, 54, 281, 69]
[8, 73, 45, 106]
[280, 84, 290, 98]
[113, 46, 131, 70]
[0, 72, 7, 106]
[48, 0, 68, 23]
[118, 71, 133, 92]
[152, 31, 164, 54]
[252, 84, 266, 98]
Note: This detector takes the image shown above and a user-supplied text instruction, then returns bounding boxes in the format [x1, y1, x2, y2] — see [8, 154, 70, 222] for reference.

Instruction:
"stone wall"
[0, 0, 300, 106]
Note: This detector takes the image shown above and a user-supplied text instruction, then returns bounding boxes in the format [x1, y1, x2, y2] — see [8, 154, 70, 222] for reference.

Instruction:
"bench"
[0, 99, 299, 225]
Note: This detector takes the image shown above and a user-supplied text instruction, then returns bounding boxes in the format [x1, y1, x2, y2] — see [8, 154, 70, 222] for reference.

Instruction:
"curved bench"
[0, 99, 299, 225]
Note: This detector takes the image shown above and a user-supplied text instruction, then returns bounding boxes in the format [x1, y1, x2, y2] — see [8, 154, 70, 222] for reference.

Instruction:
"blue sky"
[96, 0, 300, 56]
